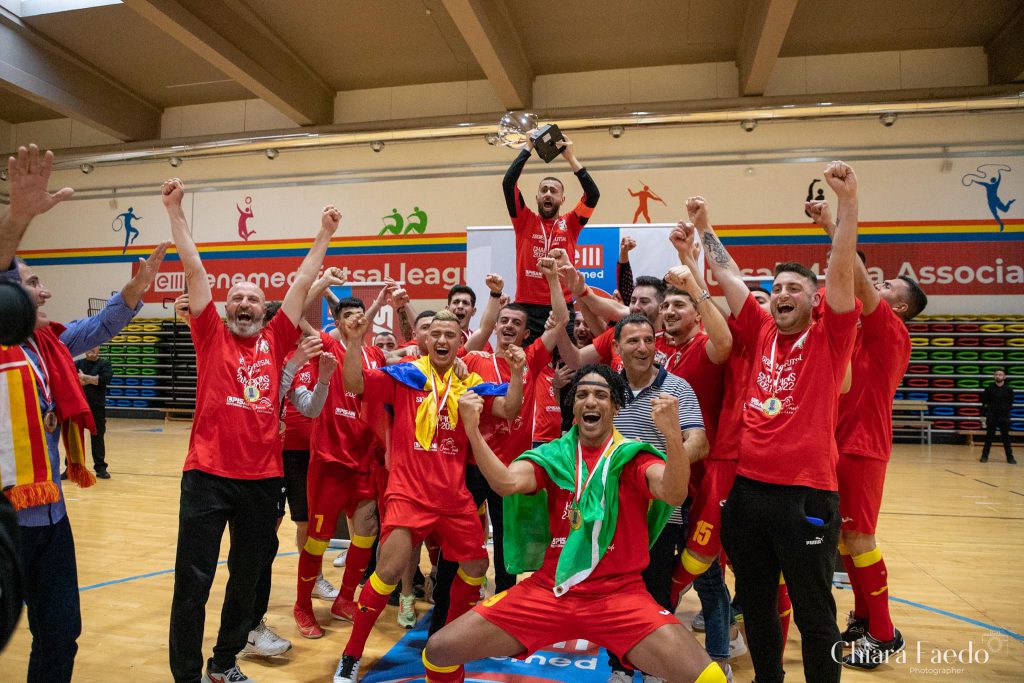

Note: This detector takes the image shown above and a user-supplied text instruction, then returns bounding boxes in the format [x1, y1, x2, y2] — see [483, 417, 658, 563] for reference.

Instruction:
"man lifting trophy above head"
[499, 113, 601, 341]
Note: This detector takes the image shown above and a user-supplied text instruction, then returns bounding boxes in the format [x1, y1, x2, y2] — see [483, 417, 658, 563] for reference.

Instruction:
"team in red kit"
[3, 135, 929, 683]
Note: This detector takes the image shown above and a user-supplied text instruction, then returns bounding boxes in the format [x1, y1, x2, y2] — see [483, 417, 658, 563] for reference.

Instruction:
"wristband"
[577, 285, 590, 299]
[489, 290, 503, 299]
[696, 290, 712, 305]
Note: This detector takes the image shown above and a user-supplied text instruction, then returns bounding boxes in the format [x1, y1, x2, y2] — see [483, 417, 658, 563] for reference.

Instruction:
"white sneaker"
[691, 610, 705, 632]
[642, 675, 664, 683]
[312, 574, 340, 600]
[397, 593, 416, 629]
[333, 549, 348, 567]
[242, 618, 291, 657]
[334, 654, 360, 683]
[728, 629, 747, 659]
[607, 671, 632, 683]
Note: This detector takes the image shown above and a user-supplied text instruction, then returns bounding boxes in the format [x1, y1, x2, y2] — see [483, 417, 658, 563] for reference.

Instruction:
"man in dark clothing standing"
[981, 369, 1016, 463]
[76, 347, 113, 478]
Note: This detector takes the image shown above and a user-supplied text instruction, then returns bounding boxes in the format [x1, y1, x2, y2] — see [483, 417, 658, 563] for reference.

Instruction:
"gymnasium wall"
[9, 108, 1024, 324]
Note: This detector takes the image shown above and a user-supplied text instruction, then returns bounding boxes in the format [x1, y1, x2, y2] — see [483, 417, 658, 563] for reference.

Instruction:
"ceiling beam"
[736, 0, 799, 96]
[440, 0, 533, 110]
[0, 7, 161, 141]
[123, 0, 333, 126]
[986, 5, 1024, 84]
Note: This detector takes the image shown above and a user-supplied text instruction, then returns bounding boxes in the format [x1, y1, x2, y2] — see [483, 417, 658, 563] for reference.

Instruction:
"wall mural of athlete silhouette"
[379, 206, 428, 235]
[962, 165, 1016, 231]
[628, 181, 666, 223]
[804, 179, 826, 217]
[111, 207, 141, 254]
[237, 195, 256, 241]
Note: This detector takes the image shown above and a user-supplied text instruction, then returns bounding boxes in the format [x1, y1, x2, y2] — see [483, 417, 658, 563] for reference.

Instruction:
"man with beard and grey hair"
[160, 177, 341, 683]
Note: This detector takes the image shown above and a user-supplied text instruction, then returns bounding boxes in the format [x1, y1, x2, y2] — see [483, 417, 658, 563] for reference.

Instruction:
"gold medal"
[244, 384, 261, 403]
[762, 396, 782, 417]
[569, 506, 582, 531]
[43, 410, 58, 433]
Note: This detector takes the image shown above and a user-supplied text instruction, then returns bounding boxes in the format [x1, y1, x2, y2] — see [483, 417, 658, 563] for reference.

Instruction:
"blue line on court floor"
[833, 585, 1023, 641]
[79, 556, 1023, 642]
[78, 551, 299, 592]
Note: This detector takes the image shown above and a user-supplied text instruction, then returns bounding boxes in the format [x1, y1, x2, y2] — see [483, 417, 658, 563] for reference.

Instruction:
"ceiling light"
[169, 156, 182, 167]
[370, 141, 385, 153]
[80, 163, 94, 174]
[265, 148, 279, 159]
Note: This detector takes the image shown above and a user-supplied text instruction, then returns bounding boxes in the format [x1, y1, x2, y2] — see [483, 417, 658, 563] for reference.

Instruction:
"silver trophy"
[497, 111, 565, 163]
[497, 111, 539, 149]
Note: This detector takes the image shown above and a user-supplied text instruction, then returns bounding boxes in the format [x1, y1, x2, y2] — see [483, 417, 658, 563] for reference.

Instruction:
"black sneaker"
[840, 611, 868, 645]
[843, 629, 906, 670]
[1008, 457, 1017, 464]
[333, 654, 360, 683]
[96, 470, 111, 479]
[980, 455, 989, 462]
[202, 660, 253, 682]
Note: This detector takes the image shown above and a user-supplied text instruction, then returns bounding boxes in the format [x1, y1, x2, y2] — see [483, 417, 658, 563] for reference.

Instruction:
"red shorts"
[685, 458, 737, 557]
[306, 459, 377, 540]
[475, 577, 679, 666]
[380, 496, 487, 562]
[837, 453, 887, 534]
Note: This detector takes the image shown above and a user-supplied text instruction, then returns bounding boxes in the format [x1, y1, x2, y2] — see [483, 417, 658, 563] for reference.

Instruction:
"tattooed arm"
[686, 196, 749, 317]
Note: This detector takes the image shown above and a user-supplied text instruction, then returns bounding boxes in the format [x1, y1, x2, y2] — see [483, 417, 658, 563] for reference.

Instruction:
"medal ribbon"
[24, 338, 53, 406]
[429, 365, 454, 438]
[766, 326, 813, 398]
[574, 434, 616, 510]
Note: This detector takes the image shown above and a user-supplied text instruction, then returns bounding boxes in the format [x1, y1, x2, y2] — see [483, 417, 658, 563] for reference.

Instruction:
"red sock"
[343, 572, 394, 659]
[852, 548, 894, 641]
[422, 650, 465, 682]
[777, 577, 792, 653]
[296, 537, 329, 611]
[447, 568, 485, 624]
[339, 534, 375, 602]
[669, 549, 712, 606]
[840, 545, 868, 619]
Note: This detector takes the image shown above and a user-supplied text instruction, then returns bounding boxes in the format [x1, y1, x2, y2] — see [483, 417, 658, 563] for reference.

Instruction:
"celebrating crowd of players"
[0, 137, 929, 683]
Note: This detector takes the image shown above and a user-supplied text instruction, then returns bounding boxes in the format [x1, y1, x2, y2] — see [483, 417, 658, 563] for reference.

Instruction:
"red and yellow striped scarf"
[1, 326, 95, 511]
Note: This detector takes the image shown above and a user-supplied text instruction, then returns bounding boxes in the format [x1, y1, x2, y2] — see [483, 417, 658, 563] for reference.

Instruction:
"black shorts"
[281, 450, 311, 522]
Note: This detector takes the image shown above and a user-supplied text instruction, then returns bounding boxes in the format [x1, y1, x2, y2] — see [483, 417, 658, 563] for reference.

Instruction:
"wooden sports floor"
[3, 419, 1022, 681]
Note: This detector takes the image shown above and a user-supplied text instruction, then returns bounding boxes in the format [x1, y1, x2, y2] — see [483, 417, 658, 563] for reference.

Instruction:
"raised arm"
[120, 241, 171, 308]
[303, 266, 345, 311]
[558, 260, 630, 322]
[161, 178, 210, 315]
[822, 162, 858, 314]
[364, 280, 395, 324]
[491, 344, 525, 420]
[460, 392, 537, 496]
[559, 136, 600, 214]
[643, 394, 692, 505]
[806, 196, 875, 314]
[617, 236, 636, 304]
[280, 206, 341, 325]
[340, 311, 371, 394]
[1, 144, 74, 270]
[667, 225, 733, 364]
[465, 273, 504, 352]
[538, 254, 570, 352]
[686, 197, 748, 317]
[502, 148, 532, 218]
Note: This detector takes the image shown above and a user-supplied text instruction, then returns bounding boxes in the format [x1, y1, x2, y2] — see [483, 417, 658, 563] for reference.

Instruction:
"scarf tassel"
[65, 462, 96, 489]
[4, 481, 60, 510]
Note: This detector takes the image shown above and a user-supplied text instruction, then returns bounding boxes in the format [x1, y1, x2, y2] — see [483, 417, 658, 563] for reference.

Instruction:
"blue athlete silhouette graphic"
[962, 165, 1016, 232]
[111, 207, 141, 254]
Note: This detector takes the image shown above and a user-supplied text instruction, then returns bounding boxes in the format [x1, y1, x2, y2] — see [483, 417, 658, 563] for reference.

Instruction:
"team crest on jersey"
[258, 338, 270, 353]
[654, 350, 668, 366]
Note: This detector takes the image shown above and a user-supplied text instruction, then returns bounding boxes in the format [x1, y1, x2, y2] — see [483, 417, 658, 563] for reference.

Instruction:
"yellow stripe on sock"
[422, 650, 460, 674]
[303, 536, 330, 555]
[852, 547, 883, 568]
[695, 660, 729, 683]
[838, 542, 849, 556]
[351, 533, 376, 549]
[870, 585, 889, 597]
[369, 572, 398, 595]
[457, 568, 486, 586]
[681, 550, 712, 575]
